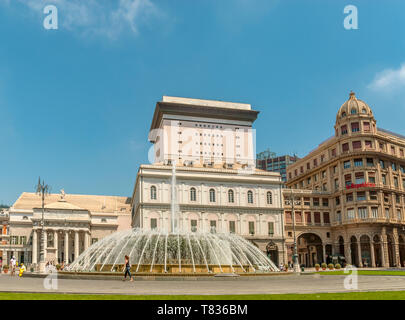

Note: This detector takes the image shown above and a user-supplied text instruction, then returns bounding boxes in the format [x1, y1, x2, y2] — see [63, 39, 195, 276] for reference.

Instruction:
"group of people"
[8, 256, 26, 277]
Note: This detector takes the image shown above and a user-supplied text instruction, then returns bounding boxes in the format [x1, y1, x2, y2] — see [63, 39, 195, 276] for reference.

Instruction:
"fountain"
[67, 163, 279, 274]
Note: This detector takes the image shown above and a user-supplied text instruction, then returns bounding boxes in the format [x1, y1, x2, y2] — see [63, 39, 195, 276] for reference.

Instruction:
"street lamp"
[290, 189, 301, 274]
[36, 177, 50, 273]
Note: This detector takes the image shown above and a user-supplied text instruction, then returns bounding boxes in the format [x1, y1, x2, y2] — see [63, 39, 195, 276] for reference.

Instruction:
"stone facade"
[285, 92, 405, 268]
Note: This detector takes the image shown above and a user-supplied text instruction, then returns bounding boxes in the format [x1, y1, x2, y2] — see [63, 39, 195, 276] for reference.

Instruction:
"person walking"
[123, 255, 133, 282]
[10, 256, 16, 276]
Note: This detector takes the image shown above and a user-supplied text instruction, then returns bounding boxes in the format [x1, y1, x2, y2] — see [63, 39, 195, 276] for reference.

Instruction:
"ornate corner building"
[285, 92, 405, 268]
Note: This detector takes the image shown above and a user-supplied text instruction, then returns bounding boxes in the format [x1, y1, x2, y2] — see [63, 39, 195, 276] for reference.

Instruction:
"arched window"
[228, 189, 234, 203]
[341, 112, 346, 118]
[247, 190, 253, 204]
[209, 189, 216, 202]
[267, 191, 273, 204]
[362, 108, 367, 114]
[351, 108, 357, 115]
[190, 187, 196, 201]
[150, 186, 157, 200]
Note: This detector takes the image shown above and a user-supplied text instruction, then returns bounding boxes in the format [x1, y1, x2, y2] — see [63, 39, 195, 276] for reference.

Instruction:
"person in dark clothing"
[123, 255, 133, 282]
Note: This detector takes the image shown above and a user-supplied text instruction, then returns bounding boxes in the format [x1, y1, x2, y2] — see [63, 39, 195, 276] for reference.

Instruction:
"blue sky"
[1, 0, 405, 205]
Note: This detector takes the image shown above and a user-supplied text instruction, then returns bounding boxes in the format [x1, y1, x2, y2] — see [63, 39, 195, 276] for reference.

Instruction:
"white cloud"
[368, 63, 405, 92]
[0, 0, 162, 39]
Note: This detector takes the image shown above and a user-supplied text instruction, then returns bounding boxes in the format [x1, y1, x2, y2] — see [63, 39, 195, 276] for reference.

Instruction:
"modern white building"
[132, 97, 286, 264]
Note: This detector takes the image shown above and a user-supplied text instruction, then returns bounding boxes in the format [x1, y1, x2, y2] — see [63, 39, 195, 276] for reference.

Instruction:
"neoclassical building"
[132, 97, 286, 265]
[2, 192, 131, 266]
[285, 92, 405, 268]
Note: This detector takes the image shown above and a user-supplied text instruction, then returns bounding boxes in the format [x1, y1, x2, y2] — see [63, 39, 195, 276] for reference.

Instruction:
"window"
[307, 177, 311, 185]
[333, 165, 338, 174]
[332, 149, 337, 157]
[344, 160, 351, 169]
[363, 122, 370, 131]
[306, 163, 310, 170]
[209, 189, 216, 202]
[323, 212, 330, 224]
[336, 196, 340, 205]
[392, 163, 397, 171]
[391, 146, 396, 155]
[385, 208, 390, 219]
[267, 191, 273, 204]
[352, 141, 361, 149]
[365, 141, 372, 149]
[191, 220, 197, 232]
[150, 186, 157, 200]
[322, 198, 329, 207]
[357, 192, 366, 201]
[268, 222, 274, 236]
[247, 190, 253, 204]
[394, 177, 399, 188]
[210, 220, 217, 233]
[228, 189, 234, 203]
[248, 221, 255, 235]
[379, 160, 385, 169]
[334, 179, 339, 190]
[229, 221, 236, 233]
[358, 207, 368, 219]
[370, 191, 377, 200]
[368, 173, 376, 184]
[151, 218, 157, 230]
[347, 209, 355, 220]
[20, 236, 27, 245]
[313, 159, 318, 167]
[351, 108, 357, 114]
[371, 207, 378, 218]
[354, 158, 363, 167]
[355, 172, 365, 184]
[304, 198, 310, 206]
[342, 143, 349, 152]
[341, 125, 348, 135]
[321, 171, 326, 178]
[397, 210, 402, 221]
[314, 212, 321, 224]
[305, 212, 312, 223]
[382, 174, 387, 185]
[400, 166, 405, 174]
[367, 158, 374, 167]
[313, 198, 319, 206]
[346, 193, 353, 202]
[345, 174, 352, 187]
[190, 187, 196, 201]
[351, 122, 359, 133]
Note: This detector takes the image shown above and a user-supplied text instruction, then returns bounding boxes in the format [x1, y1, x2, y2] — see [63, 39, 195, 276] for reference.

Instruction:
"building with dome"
[284, 92, 405, 268]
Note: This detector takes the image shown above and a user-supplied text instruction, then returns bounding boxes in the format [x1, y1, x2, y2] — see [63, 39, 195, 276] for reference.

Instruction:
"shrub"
[335, 263, 341, 269]
[314, 263, 320, 270]
[56, 264, 61, 270]
[3, 265, 9, 270]
[328, 263, 334, 270]
[321, 263, 327, 269]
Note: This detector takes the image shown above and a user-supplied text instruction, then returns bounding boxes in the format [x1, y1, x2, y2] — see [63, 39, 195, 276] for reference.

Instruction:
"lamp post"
[36, 177, 50, 273]
[290, 189, 301, 273]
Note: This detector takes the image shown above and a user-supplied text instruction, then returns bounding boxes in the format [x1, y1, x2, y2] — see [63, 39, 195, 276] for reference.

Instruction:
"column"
[370, 241, 376, 268]
[32, 230, 38, 264]
[344, 240, 352, 265]
[74, 231, 79, 261]
[54, 230, 58, 264]
[322, 245, 326, 263]
[381, 233, 390, 267]
[84, 232, 90, 251]
[64, 231, 69, 264]
[393, 228, 401, 267]
[357, 241, 363, 267]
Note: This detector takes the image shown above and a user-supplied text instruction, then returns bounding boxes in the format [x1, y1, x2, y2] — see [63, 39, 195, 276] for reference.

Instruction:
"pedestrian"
[10, 256, 16, 276]
[19, 263, 26, 277]
[123, 255, 133, 282]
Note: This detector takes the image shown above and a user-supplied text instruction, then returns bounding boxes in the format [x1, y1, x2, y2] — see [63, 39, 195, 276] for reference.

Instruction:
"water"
[67, 228, 279, 273]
